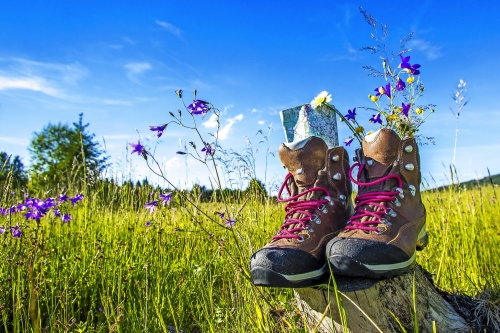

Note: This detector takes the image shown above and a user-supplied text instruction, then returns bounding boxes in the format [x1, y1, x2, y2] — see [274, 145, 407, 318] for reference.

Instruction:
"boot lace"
[273, 173, 330, 240]
[345, 162, 403, 232]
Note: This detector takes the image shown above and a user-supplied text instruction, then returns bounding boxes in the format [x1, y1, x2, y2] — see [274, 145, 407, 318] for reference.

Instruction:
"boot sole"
[250, 264, 326, 288]
[328, 226, 429, 279]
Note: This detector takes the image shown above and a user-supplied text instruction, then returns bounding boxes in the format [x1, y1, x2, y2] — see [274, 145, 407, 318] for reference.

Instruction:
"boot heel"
[416, 232, 429, 251]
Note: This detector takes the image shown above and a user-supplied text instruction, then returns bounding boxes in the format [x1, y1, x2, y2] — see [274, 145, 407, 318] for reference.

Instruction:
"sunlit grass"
[0, 179, 498, 332]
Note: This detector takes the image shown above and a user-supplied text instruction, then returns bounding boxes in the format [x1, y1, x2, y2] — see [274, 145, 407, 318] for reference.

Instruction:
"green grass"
[0, 180, 499, 332]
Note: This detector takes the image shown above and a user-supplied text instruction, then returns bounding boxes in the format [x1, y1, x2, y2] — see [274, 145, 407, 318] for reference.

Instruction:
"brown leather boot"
[250, 136, 352, 287]
[326, 129, 428, 278]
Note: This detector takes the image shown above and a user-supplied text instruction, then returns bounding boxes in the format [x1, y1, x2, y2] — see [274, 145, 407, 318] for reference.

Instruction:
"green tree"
[0, 152, 28, 188]
[28, 113, 108, 187]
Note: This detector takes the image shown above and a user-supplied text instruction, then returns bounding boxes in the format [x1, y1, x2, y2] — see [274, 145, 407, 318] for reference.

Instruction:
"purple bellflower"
[225, 219, 236, 228]
[130, 140, 145, 156]
[187, 100, 210, 117]
[344, 108, 357, 121]
[344, 137, 355, 146]
[70, 194, 84, 206]
[374, 83, 391, 98]
[11, 226, 22, 238]
[201, 143, 214, 156]
[401, 103, 411, 117]
[370, 113, 383, 125]
[396, 79, 406, 91]
[53, 209, 61, 217]
[62, 214, 73, 223]
[149, 125, 167, 138]
[144, 221, 152, 227]
[0, 226, 5, 235]
[159, 193, 172, 206]
[25, 209, 42, 220]
[400, 55, 421, 75]
[144, 200, 158, 214]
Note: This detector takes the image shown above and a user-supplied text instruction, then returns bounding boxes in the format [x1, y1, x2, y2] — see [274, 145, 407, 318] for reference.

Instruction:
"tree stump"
[294, 265, 471, 333]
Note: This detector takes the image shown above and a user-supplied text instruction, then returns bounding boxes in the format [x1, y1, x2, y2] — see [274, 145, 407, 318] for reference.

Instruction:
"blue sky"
[1, 0, 499, 190]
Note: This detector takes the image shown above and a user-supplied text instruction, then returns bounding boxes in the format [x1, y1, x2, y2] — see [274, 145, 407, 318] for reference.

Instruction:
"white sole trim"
[281, 264, 327, 281]
[364, 252, 416, 272]
[363, 224, 427, 272]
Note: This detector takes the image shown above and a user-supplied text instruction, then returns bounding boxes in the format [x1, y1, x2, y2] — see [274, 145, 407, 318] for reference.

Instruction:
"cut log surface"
[294, 265, 471, 333]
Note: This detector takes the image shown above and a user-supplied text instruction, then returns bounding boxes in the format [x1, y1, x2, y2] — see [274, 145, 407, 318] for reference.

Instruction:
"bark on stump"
[294, 265, 471, 333]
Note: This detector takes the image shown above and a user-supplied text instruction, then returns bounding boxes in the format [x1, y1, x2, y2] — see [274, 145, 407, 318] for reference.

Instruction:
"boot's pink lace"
[345, 162, 403, 232]
[273, 173, 330, 240]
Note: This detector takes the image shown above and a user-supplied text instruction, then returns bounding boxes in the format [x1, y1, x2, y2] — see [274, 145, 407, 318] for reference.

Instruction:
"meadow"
[0, 174, 499, 333]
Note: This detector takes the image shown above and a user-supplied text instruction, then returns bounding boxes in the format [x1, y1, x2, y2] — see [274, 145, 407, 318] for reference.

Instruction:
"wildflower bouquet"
[312, 7, 436, 147]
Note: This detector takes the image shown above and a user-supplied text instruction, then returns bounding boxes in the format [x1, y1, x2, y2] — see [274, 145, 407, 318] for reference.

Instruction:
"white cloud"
[0, 137, 30, 146]
[163, 156, 183, 170]
[156, 20, 181, 36]
[251, 108, 259, 113]
[124, 62, 152, 83]
[0, 58, 89, 98]
[10, 58, 88, 84]
[0, 76, 62, 97]
[218, 114, 244, 140]
[258, 120, 265, 125]
[202, 114, 218, 129]
[407, 39, 442, 60]
[102, 99, 132, 106]
[124, 62, 151, 75]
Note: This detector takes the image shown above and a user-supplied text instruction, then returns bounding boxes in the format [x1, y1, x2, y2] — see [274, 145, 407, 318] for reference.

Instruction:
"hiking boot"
[250, 136, 352, 287]
[326, 129, 428, 279]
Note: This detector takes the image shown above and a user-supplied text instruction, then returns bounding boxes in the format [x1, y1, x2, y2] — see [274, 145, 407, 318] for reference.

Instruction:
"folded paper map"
[279, 103, 339, 148]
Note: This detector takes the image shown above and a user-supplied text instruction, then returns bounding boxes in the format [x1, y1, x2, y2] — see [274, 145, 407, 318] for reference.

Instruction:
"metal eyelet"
[367, 159, 375, 166]
[381, 219, 392, 227]
[409, 185, 416, 196]
[387, 208, 397, 217]
[332, 173, 342, 180]
[312, 215, 321, 224]
[319, 204, 328, 214]
[331, 154, 339, 162]
[404, 163, 414, 171]
[339, 194, 347, 205]
[306, 226, 314, 233]
[396, 187, 404, 198]
[404, 145, 413, 153]
[297, 236, 305, 242]
[393, 198, 401, 207]
[323, 196, 334, 206]
[296, 168, 304, 174]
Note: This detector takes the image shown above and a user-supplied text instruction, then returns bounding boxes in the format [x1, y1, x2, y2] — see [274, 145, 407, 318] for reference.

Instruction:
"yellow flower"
[387, 114, 398, 121]
[370, 96, 379, 102]
[378, 87, 386, 95]
[396, 107, 403, 113]
[416, 108, 423, 115]
[366, 131, 373, 135]
[355, 126, 364, 134]
[310, 91, 332, 109]
[406, 76, 415, 83]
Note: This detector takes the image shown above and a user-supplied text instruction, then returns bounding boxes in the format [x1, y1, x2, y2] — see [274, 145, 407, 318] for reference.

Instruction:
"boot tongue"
[361, 129, 400, 180]
[279, 137, 327, 192]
